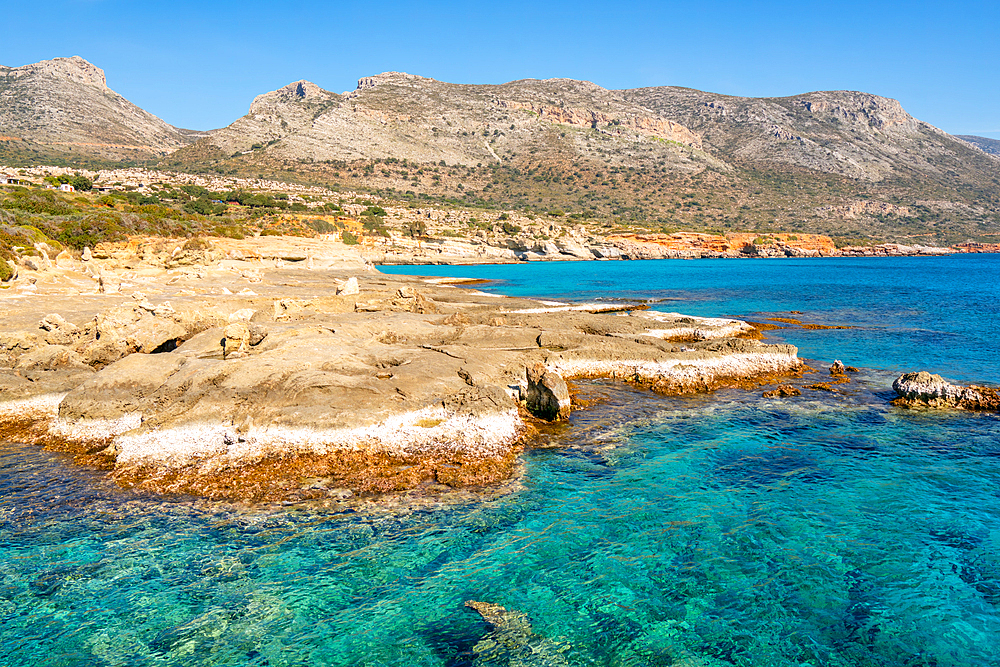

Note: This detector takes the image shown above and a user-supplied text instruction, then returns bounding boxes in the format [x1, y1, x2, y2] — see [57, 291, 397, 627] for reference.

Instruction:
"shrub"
[1, 190, 77, 216]
[307, 219, 336, 233]
[341, 231, 359, 245]
[214, 225, 245, 239]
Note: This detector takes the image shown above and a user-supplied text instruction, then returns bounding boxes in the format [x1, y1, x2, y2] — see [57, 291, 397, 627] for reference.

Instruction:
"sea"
[2, 254, 999, 666]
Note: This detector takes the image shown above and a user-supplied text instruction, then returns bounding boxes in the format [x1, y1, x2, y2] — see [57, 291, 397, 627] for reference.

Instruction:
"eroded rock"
[526, 363, 571, 421]
[763, 385, 801, 398]
[892, 371, 1000, 410]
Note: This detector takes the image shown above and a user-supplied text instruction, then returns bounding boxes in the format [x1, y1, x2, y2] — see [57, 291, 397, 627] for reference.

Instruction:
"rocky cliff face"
[189, 72, 721, 172]
[0, 56, 199, 160]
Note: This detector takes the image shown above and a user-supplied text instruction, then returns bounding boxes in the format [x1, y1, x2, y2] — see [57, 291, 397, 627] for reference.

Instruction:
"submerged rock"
[892, 371, 1000, 410]
[465, 600, 570, 666]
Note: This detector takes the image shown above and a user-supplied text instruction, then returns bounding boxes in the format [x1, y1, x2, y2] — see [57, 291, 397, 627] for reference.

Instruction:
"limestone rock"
[464, 600, 570, 667]
[830, 360, 846, 375]
[55, 250, 74, 268]
[59, 353, 188, 420]
[98, 272, 121, 294]
[525, 363, 571, 420]
[892, 371, 1000, 411]
[15, 345, 91, 371]
[222, 321, 267, 356]
[39, 313, 82, 346]
[92, 305, 187, 358]
[227, 308, 256, 323]
[82, 246, 93, 261]
[336, 276, 359, 296]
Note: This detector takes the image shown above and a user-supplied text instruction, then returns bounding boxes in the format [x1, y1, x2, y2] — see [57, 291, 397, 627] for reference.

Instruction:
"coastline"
[0, 234, 806, 502]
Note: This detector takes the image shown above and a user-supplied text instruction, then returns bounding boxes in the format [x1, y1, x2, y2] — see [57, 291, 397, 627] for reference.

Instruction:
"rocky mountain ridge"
[958, 134, 1000, 156]
[0, 56, 202, 161]
[3, 57, 999, 245]
[186, 71, 719, 174]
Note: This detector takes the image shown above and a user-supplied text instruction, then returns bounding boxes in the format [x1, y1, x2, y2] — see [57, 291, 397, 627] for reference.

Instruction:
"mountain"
[624, 87, 995, 184]
[958, 135, 1000, 156]
[0, 56, 202, 162]
[1, 58, 997, 245]
[171, 72, 723, 173]
[162, 73, 999, 245]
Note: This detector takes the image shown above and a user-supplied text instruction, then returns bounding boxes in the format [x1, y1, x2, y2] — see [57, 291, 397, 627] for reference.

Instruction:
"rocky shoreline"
[362, 230, 987, 265]
[0, 234, 810, 502]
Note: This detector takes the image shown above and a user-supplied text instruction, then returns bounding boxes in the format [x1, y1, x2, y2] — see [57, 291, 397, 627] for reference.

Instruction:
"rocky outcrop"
[0, 236, 803, 502]
[495, 99, 702, 148]
[525, 363, 571, 421]
[762, 385, 801, 398]
[606, 232, 836, 259]
[892, 371, 1000, 410]
[626, 86, 982, 182]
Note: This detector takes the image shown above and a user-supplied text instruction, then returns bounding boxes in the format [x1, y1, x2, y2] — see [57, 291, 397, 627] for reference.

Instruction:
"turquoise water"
[3, 256, 1000, 666]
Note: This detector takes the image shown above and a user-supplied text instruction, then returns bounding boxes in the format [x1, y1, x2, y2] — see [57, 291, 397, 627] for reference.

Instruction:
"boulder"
[830, 360, 846, 375]
[82, 246, 92, 261]
[525, 363, 571, 421]
[92, 305, 187, 358]
[55, 249, 74, 268]
[892, 371, 1000, 410]
[222, 321, 267, 357]
[336, 276, 360, 296]
[39, 313, 81, 346]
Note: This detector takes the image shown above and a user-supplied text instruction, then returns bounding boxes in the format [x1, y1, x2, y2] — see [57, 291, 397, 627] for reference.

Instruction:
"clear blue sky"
[3, 0, 998, 138]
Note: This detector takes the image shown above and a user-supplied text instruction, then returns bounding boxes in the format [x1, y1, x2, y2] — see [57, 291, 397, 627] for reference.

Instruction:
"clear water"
[3, 256, 1000, 666]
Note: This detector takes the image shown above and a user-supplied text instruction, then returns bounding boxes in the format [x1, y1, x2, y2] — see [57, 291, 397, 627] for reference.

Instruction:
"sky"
[3, 0, 999, 138]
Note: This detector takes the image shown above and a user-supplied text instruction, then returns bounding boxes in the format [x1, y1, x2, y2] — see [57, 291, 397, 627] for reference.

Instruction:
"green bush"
[307, 219, 336, 233]
[214, 225, 245, 239]
[1, 190, 78, 216]
[341, 231, 359, 245]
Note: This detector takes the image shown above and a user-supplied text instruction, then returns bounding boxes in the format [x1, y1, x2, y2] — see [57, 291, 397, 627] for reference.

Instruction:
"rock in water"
[465, 600, 570, 666]
[763, 385, 801, 398]
[892, 371, 1000, 410]
[830, 359, 846, 375]
[525, 363, 571, 420]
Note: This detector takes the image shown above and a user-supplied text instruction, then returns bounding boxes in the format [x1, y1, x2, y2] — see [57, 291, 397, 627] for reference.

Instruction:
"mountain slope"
[173, 73, 723, 173]
[0, 56, 201, 162]
[622, 87, 998, 187]
[958, 135, 1000, 156]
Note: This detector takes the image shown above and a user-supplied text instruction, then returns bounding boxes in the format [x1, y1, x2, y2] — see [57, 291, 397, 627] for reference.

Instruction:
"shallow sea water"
[3, 255, 1000, 666]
